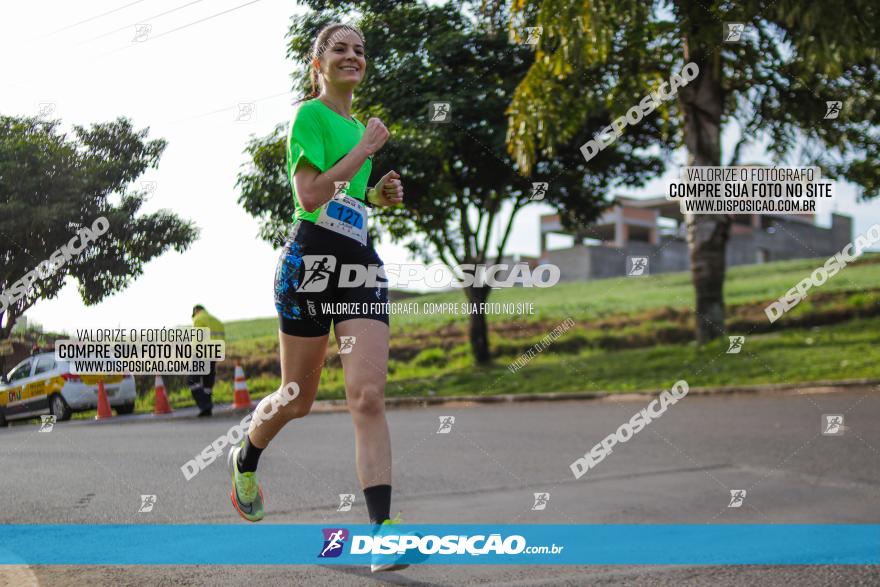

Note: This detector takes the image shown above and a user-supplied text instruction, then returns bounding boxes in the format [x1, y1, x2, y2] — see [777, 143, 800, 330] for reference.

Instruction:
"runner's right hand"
[359, 118, 389, 155]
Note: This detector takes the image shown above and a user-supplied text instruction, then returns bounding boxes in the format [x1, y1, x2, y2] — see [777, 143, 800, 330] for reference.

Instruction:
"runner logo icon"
[728, 490, 746, 508]
[824, 101, 842, 119]
[138, 495, 157, 513]
[822, 414, 844, 435]
[297, 255, 337, 293]
[338, 336, 356, 354]
[628, 257, 648, 276]
[727, 336, 745, 354]
[39, 415, 56, 432]
[334, 181, 350, 197]
[724, 23, 745, 42]
[529, 182, 548, 201]
[531, 493, 550, 511]
[437, 416, 455, 434]
[523, 26, 543, 45]
[319, 528, 349, 558]
[337, 494, 354, 512]
[429, 102, 451, 123]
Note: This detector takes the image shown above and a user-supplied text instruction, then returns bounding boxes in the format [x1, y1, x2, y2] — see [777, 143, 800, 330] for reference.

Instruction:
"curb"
[376, 377, 880, 407]
[96, 377, 880, 424]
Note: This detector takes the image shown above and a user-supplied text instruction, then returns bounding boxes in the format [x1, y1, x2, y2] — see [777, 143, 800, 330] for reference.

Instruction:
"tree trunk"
[0, 309, 13, 376]
[0, 309, 16, 341]
[465, 285, 491, 365]
[680, 28, 730, 344]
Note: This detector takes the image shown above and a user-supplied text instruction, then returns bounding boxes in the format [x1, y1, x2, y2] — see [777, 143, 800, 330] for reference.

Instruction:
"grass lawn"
[115, 314, 879, 416]
[68, 255, 879, 417]
[225, 254, 880, 341]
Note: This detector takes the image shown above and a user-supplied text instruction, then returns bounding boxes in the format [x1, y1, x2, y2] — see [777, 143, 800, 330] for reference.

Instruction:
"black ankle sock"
[363, 484, 392, 525]
[237, 435, 264, 473]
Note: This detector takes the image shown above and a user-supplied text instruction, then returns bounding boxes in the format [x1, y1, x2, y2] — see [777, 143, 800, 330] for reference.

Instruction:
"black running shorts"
[274, 220, 390, 337]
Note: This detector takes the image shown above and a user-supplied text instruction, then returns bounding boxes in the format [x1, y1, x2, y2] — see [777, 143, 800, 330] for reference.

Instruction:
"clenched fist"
[359, 117, 390, 156]
[369, 170, 404, 208]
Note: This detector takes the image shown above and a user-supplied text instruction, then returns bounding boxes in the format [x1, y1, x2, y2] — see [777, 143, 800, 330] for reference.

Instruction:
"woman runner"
[226, 23, 408, 572]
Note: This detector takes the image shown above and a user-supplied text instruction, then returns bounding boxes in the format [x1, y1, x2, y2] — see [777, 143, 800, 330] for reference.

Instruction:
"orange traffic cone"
[232, 363, 253, 410]
[95, 380, 113, 420]
[153, 375, 173, 415]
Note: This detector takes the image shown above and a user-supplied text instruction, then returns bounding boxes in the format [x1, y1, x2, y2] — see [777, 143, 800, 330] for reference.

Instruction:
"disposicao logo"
[318, 528, 349, 558]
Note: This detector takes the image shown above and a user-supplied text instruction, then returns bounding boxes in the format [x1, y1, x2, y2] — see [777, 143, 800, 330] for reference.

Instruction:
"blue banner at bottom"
[0, 525, 877, 565]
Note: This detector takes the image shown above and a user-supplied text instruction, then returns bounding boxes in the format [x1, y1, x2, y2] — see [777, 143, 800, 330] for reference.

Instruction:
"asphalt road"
[1, 385, 878, 586]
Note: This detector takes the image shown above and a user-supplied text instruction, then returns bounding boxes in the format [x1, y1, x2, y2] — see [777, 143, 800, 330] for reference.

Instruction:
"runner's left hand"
[370, 170, 404, 207]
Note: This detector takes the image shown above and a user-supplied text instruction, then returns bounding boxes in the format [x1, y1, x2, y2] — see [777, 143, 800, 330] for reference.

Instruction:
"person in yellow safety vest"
[188, 304, 225, 417]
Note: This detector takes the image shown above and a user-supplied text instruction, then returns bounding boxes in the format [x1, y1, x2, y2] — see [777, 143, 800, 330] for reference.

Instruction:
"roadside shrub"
[847, 292, 878, 312]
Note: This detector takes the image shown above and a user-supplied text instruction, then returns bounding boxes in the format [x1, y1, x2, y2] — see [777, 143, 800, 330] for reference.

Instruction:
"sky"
[2, 0, 879, 334]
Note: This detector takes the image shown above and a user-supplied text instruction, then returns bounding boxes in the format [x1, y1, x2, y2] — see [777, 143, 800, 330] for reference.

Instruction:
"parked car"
[0, 352, 136, 426]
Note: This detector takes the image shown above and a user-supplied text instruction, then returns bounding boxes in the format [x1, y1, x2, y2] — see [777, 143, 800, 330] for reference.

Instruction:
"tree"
[238, 0, 663, 363]
[500, 0, 880, 343]
[0, 115, 199, 340]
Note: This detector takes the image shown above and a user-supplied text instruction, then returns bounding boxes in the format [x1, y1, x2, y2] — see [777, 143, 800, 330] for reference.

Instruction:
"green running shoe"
[371, 513, 414, 573]
[227, 442, 264, 522]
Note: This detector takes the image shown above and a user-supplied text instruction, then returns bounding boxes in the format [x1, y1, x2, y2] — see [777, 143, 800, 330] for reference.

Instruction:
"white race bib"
[315, 194, 369, 245]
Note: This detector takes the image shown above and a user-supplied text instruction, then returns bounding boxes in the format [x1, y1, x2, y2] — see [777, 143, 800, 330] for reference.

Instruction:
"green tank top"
[286, 99, 372, 224]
